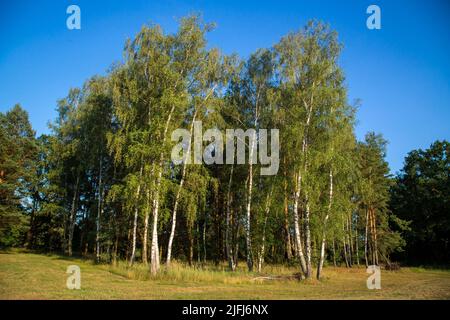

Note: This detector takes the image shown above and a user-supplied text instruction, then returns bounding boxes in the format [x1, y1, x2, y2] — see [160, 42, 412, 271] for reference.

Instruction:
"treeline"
[2, 15, 444, 279]
[390, 140, 449, 265]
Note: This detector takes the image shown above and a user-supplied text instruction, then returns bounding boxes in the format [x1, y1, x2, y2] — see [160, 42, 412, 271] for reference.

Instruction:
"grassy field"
[1, 250, 449, 299]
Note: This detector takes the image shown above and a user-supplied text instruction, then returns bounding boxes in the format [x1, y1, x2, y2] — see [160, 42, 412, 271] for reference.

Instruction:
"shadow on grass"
[0, 248, 15, 254]
[0, 247, 99, 265]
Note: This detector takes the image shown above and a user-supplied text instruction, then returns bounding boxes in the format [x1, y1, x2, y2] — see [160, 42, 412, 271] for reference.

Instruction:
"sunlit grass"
[106, 260, 267, 284]
[1, 250, 449, 299]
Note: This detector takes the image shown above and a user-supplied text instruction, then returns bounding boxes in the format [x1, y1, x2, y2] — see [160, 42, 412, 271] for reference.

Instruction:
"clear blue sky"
[1, 0, 449, 173]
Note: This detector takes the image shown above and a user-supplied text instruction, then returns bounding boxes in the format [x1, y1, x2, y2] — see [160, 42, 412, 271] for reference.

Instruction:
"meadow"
[1, 250, 449, 300]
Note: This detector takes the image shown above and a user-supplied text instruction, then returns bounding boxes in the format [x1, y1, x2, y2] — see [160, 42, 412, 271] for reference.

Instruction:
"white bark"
[283, 168, 293, 260]
[225, 164, 236, 271]
[166, 109, 198, 266]
[129, 163, 143, 266]
[317, 169, 333, 279]
[150, 179, 161, 275]
[142, 189, 150, 264]
[372, 208, 379, 265]
[150, 101, 177, 274]
[245, 152, 254, 272]
[245, 95, 259, 272]
[166, 85, 216, 267]
[304, 201, 312, 278]
[257, 190, 272, 273]
[68, 174, 80, 257]
[302, 84, 315, 279]
[293, 172, 307, 275]
[292, 91, 314, 278]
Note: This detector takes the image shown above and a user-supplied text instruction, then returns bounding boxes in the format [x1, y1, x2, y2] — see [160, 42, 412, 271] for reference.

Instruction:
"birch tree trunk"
[296, 95, 314, 278]
[372, 208, 379, 265]
[245, 110, 259, 272]
[257, 214, 268, 273]
[245, 157, 254, 272]
[257, 190, 272, 273]
[304, 201, 312, 278]
[142, 189, 150, 264]
[150, 102, 177, 274]
[166, 109, 198, 266]
[150, 164, 162, 275]
[283, 167, 293, 261]
[368, 207, 378, 265]
[293, 172, 307, 276]
[317, 169, 333, 279]
[68, 174, 80, 257]
[150, 199, 160, 274]
[225, 164, 236, 271]
[129, 163, 143, 266]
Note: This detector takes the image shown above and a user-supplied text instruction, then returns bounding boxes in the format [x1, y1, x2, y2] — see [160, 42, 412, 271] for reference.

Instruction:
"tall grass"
[105, 260, 300, 284]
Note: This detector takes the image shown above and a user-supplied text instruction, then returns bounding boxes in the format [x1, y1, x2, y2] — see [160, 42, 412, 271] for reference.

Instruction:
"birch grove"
[5, 15, 407, 278]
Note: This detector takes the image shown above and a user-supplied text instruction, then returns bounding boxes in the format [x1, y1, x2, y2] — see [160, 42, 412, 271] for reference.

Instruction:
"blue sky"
[1, 0, 449, 173]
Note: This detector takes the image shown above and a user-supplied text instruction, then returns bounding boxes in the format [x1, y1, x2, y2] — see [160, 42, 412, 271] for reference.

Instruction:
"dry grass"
[1, 250, 449, 299]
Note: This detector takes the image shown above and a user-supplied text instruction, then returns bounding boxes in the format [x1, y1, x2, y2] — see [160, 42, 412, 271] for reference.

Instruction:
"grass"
[1, 250, 449, 299]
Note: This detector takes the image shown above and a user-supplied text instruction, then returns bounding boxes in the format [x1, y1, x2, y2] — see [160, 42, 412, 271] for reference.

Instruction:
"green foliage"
[0, 105, 36, 247]
[390, 140, 450, 265]
[2, 15, 434, 273]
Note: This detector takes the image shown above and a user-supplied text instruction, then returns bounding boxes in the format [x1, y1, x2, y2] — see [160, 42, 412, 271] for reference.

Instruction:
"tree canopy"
[1, 15, 446, 276]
